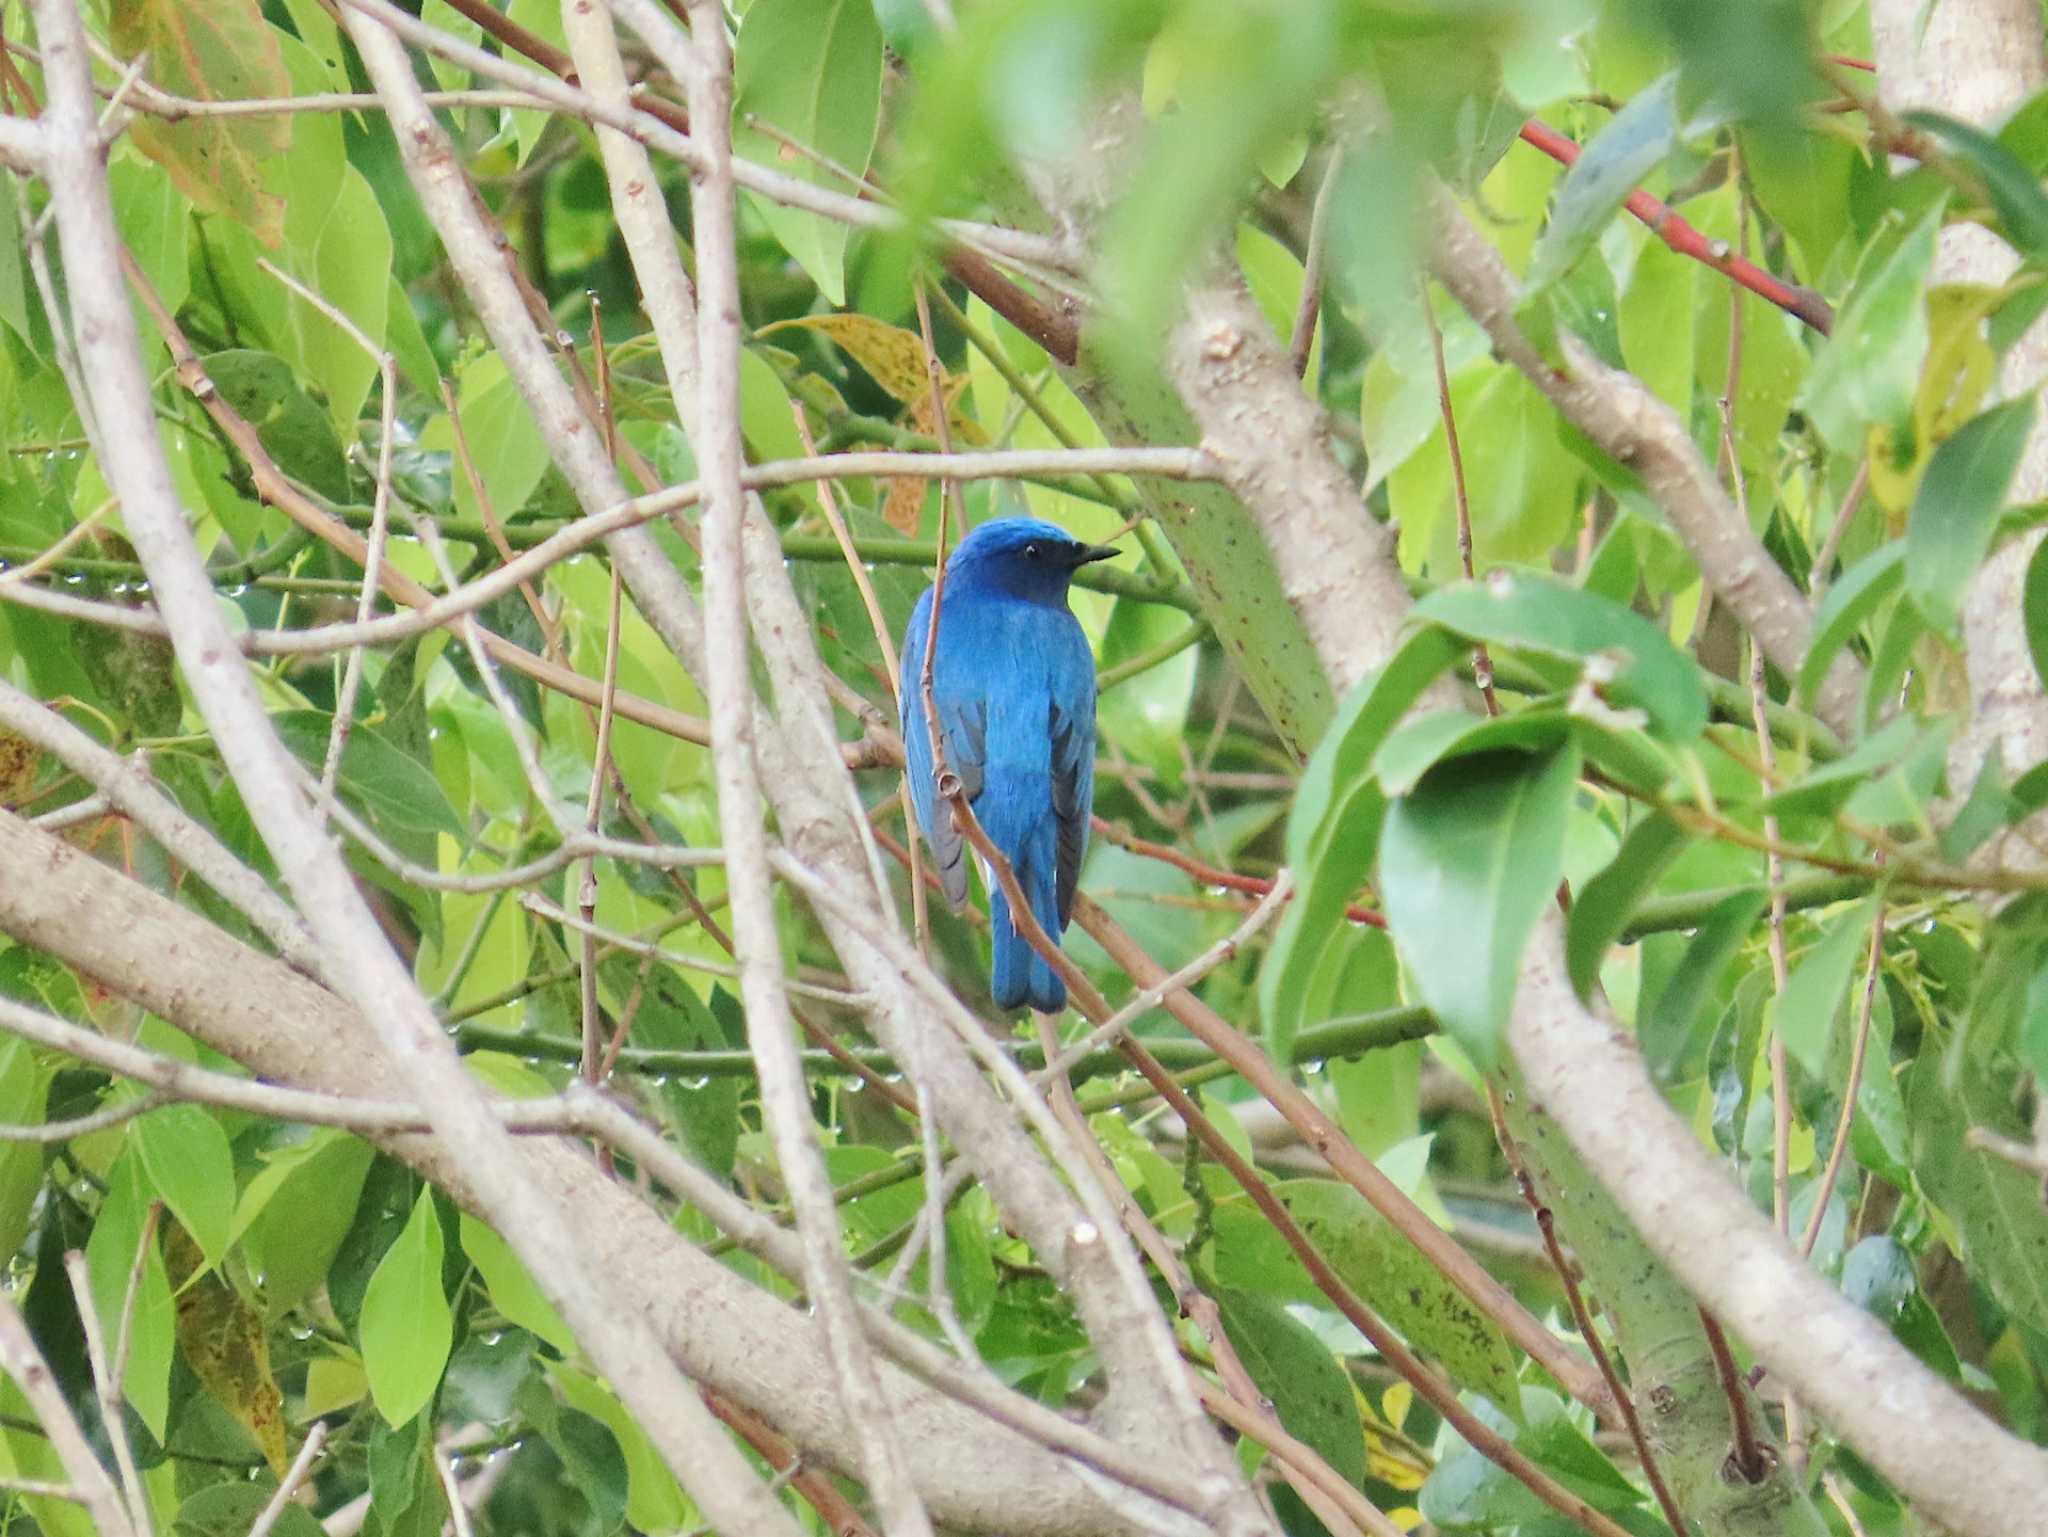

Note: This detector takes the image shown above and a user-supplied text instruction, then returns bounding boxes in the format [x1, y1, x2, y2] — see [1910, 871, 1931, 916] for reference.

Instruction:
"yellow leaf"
[163, 1222, 288, 1477]
[759, 314, 935, 405]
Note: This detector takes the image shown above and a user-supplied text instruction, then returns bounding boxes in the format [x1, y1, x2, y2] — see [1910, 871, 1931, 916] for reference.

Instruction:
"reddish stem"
[1516, 120, 1835, 336]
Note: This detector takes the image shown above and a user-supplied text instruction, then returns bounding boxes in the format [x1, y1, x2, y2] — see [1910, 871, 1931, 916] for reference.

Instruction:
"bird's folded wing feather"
[1050, 656, 1095, 929]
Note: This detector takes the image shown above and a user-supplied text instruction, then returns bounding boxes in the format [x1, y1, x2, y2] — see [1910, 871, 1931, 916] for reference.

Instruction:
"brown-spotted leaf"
[111, 0, 291, 248]
[760, 314, 934, 404]
[163, 1221, 289, 1476]
[0, 728, 40, 807]
[1280, 1179, 1523, 1421]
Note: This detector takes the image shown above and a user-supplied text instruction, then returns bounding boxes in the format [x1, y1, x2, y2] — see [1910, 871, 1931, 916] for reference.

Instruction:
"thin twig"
[62, 1251, 149, 1537]
[1493, 1101, 1691, 1536]
[1422, 279, 1495, 714]
[1800, 893, 1884, 1259]
[247, 1421, 328, 1537]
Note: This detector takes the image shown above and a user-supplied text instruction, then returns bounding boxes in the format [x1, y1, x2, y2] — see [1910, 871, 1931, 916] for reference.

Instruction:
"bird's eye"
[1024, 542, 1042, 560]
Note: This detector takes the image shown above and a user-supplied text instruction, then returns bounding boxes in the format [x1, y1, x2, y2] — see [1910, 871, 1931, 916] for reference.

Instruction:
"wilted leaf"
[164, 1221, 288, 1477]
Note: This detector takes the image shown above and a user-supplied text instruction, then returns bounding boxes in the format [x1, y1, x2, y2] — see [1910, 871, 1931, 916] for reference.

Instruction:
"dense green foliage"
[2, 0, 2048, 1535]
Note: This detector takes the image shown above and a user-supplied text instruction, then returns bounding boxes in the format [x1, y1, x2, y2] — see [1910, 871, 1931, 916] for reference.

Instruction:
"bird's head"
[944, 517, 1117, 604]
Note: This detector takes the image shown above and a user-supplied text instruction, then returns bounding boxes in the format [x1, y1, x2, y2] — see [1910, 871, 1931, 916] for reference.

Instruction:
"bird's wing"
[1049, 622, 1097, 929]
[899, 592, 985, 911]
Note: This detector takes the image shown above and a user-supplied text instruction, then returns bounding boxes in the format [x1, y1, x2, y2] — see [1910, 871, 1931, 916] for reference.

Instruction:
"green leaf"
[1379, 744, 1581, 1069]
[1284, 1181, 1520, 1418]
[1413, 573, 1708, 741]
[1909, 1049, 2048, 1335]
[272, 711, 463, 840]
[86, 1148, 176, 1441]
[2025, 535, 2048, 691]
[1768, 899, 1878, 1079]
[1374, 708, 1575, 799]
[545, 1408, 630, 1536]
[734, 0, 885, 305]
[1213, 1288, 1366, 1487]
[1260, 778, 1384, 1064]
[460, 1212, 573, 1354]
[1638, 887, 1766, 1082]
[1906, 396, 2038, 632]
[1526, 74, 1679, 293]
[1566, 811, 1687, 1002]
[135, 1103, 236, 1267]
[1288, 627, 1466, 874]
[239, 1131, 375, 1318]
[1799, 541, 1905, 710]
[1906, 112, 2048, 261]
[0, 1037, 48, 1266]
[172, 1483, 324, 1537]
[112, 0, 291, 247]
[360, 1191, 454, 1427]
[1420, 1388, 1640, 1527]
[1799, 206, 1942, 453]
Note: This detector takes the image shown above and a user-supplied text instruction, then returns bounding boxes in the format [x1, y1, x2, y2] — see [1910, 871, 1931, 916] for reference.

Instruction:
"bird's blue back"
[900, 519, 1103, 1012]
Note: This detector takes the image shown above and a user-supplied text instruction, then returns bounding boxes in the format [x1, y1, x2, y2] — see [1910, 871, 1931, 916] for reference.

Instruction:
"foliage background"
[0, 0, 2046, 1535]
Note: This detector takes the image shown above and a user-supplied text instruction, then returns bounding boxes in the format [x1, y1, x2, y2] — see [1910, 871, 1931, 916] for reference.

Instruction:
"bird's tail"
[989, 873, 1067, 1014]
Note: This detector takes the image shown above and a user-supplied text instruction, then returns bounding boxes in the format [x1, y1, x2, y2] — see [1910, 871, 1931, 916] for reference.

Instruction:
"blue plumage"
[900, 517, 1114, 1012]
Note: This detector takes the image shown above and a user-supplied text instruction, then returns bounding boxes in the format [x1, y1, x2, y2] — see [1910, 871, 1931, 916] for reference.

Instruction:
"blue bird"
[900, 517, 1116, 1012]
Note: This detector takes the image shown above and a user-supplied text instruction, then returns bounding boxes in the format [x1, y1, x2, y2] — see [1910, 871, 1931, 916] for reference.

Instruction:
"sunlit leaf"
[1905, 396, 2038, 632]
[359, 1191, 453, 1427]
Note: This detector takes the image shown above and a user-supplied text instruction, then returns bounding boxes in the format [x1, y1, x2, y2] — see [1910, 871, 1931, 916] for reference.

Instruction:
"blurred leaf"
[0, 1038, 45, 1264]
[1380, 743, 1580, 1069]
[1374, 708, 1576, 799]
[1768, 898, 1877, 1079]
[172, 1483, 323, 1537]
[1413, 573, 1707, 740]
[359, 1190, 453, 1427]
[1906, 112, 2048, 261]
[1905, 395, 2037, 632]
[201, 350, 351, 502]
[164, 1221, 289, 1476]
[1214, 1287, 1366, 1487]
[1639, 887, 1767, 1082]
[272, 711, 463, 840]
[460, 1211, 573, 1354]
[1420, 1388, 1640, 1527]
[544, 1407, 631, 1536]
[735, 0, 884, 305]
[1261, 778, 1385, 1065]
[1285, 1180, 1519, 1418]
[2025, 534, 2048, 690]
[1909, 1049, 2048, 1335]
[1800, 541, 1904, 709]
[1526, 74, 1679, 293]
[1800, 206, 1941, 454]
[1566, 811, 1686, 1002]
[84, 1148, 175, 1440]
[112, 0, 291, 247]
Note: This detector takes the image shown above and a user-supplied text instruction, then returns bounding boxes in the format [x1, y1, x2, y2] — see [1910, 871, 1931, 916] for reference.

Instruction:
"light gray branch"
[33, 0, 791, 1529]
[1426, 192, 1866, 738]
[0, 677, 321, 976]
[0, 806, 1177, 1537]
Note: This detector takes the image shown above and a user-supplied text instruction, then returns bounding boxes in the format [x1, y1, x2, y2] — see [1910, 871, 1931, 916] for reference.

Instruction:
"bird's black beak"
[1075, 543, 1118, 566]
